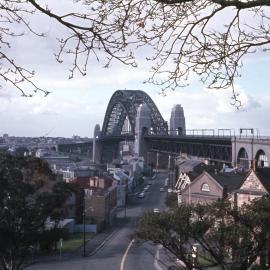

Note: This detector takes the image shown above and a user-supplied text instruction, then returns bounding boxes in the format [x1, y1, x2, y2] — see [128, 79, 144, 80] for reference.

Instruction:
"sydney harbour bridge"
[58, 90, 270, 170]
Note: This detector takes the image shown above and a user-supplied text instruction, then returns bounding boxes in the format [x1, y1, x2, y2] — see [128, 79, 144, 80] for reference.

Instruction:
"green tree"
[14, 147, 29, 157]
[165, 192, 178, 209]
[0, 153, 76, 270]
[1, 1, 270, 103]
[135, 198, 270, 270]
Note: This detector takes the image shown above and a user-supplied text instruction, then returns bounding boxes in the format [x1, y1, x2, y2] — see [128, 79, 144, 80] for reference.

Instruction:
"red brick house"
[180, 170, 246, 205]
[180, 168, 270, 206]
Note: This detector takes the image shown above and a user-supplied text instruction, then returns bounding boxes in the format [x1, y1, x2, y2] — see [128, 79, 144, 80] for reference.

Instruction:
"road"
[28, 171, 169, 270]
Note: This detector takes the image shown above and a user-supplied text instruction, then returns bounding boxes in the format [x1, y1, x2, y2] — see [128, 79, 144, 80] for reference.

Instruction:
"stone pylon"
[93, 124, 101, 163]
[135, 103, 151, 157]
[169, 104, 186, 135]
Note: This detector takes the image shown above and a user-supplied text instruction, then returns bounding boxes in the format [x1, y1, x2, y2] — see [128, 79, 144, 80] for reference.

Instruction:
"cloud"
[207, 86, 261, 113]
[151, 85, 268, 133]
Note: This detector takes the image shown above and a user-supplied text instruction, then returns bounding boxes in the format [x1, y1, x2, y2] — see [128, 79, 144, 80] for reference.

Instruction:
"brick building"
[75, 175, 117, 232]
[179, 168, 270, 206]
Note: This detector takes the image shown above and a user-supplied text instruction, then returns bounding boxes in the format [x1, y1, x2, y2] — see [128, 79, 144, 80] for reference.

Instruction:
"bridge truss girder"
[101, 90, 168, 137]
[147, 138, 232, 163]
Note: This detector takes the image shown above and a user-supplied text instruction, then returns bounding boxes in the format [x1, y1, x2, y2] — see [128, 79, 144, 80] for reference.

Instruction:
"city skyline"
[0, 0, 270, 137]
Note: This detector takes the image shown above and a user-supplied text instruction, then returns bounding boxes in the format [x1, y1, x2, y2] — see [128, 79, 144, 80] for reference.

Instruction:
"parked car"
[160, 187, 165, 192]
[138, 192, 145, 198]
[153, 208, 160, 213]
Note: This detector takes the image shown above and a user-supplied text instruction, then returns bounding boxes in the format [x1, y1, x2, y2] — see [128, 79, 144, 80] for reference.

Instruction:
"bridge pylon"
[169, 104, 186, 135]
[135, 104, 151, 158]
[93, 124, 101, 163]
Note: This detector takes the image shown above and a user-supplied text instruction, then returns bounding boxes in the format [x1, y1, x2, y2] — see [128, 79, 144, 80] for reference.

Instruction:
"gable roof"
[206, 171, 247, 192]
[254, 168, 270, 193]
[186, 171, 201, 181]
[181, 171, 224, 194]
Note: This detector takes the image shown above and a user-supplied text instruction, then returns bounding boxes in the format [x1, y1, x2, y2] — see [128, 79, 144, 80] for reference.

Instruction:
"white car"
[153, 208, 160, 213]
[159, 187, 165, 192]
[138, 192, 145, 198]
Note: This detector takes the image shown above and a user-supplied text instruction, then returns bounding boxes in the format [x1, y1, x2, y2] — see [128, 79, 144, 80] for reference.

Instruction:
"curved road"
[29, 172, 168, 270]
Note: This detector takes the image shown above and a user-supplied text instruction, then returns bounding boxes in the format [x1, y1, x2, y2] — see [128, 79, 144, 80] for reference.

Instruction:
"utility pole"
[83, 193, 86, 257]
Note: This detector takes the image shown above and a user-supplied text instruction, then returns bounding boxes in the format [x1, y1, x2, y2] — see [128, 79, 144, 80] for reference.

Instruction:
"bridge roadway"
[58, 134, 233, 164]
[145, 134, 232, 163]
[28, 172, 171, 270]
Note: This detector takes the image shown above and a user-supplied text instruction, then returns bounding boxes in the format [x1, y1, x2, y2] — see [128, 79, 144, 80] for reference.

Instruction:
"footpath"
[30, 211, 130, 266]
[28, 180, 149, 267]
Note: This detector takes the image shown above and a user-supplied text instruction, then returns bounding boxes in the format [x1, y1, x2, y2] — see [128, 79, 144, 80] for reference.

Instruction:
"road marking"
[154, 244, 164, 270]
[120, 239, 135, 270]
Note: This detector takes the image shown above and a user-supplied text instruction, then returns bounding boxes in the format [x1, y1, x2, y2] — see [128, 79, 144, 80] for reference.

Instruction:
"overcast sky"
[0, 1, 270, 138]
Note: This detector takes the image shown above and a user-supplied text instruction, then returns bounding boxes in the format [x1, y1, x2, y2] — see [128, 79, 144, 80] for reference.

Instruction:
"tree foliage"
[165, 192, 178, 209]
[1, 0, 269, 102]
[135, 198, 270, 270]
[0, 153, 76, 270]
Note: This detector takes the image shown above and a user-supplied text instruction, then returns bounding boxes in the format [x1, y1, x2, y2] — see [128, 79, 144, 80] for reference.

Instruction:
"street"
[28, 171, 169, 270]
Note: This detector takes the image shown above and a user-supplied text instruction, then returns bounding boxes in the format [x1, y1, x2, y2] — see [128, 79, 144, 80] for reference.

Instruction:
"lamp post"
[83, 196, 86, 257]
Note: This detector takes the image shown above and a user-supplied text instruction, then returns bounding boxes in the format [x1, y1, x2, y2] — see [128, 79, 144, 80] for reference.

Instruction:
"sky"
[0, 1, 270, 138]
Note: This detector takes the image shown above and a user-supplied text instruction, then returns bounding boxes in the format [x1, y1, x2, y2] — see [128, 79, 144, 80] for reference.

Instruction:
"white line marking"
[120, 239, 135, 270]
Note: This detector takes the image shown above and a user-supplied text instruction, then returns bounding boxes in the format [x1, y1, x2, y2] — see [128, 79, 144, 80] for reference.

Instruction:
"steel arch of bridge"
[101, 90, 168, 136]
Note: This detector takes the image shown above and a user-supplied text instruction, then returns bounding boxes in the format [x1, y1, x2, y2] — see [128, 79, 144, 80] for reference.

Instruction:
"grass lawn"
[57, 233, 94, 252]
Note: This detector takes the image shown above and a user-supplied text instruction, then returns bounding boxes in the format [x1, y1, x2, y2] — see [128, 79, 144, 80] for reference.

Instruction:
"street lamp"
[83, 198, 86, 257]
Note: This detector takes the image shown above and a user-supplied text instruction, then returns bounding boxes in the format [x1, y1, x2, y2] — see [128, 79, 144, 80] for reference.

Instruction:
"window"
[201, 183, 210, 192]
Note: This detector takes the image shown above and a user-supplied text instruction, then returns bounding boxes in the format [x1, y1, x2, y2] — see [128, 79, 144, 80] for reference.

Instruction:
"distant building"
[72, 135, 81, 140]
[60, 166, 98, 183]
[35, 148, 50, 158]
[112, 169, 131, 207]
[2, 133, 9, 143]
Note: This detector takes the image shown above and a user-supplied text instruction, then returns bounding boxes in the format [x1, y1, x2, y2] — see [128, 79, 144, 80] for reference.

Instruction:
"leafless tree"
[1, 1, 270, 103]
[0, 0, 136, 97]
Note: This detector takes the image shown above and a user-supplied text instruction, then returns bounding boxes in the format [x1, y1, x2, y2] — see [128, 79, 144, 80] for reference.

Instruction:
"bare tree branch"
[0, 0, 269, 103]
